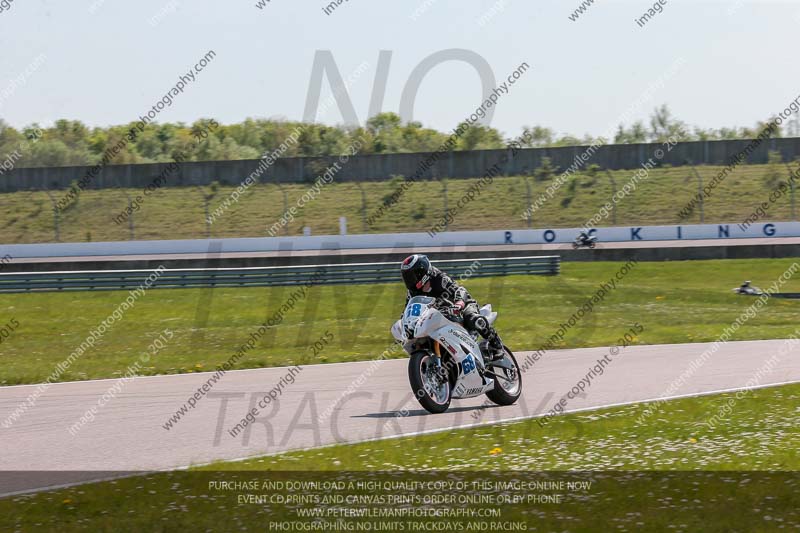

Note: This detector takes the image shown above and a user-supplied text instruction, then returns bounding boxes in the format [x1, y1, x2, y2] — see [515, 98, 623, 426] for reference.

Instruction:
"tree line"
[1, 105, 797, 169]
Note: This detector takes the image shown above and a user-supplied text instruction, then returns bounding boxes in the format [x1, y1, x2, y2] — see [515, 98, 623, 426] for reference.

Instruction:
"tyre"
[572, 242, 579, 249]
[589, 241, 596, 249]
[408, 350, 451, 414]
[485, 347, 522, 406]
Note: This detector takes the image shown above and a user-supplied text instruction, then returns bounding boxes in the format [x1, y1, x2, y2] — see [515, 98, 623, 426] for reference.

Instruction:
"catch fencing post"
[123, 190, 135, 240]
[276, 183, 290, 235]
[605, 170, 618, 225]
[114, 178, 135, 240]
[44, 190, 60, 242]
[113, 177, 134, 239]
[440, 177, 448, 231]
[785, 163, 797, 220]
[523, 176, 532, 228]
[355, 182, 368, 232]
[198, 187, 212, 238]
[690, 165, 705, 223]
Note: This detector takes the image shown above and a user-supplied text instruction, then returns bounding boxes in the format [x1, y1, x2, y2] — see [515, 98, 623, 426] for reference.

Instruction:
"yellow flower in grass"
[489, 447, 502, 456]
[688, 437, 697, 444]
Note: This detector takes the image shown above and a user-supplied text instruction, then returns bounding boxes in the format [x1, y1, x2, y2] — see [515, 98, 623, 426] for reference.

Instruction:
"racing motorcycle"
[572, 233, 597, 249]
[391, 296, 522, 414]
[732, 281, 763, 296]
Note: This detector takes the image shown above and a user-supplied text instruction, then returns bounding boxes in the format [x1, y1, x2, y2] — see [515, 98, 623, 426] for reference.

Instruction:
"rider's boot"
[486, 332, 505, 361]
[465, 308, 505, 363]
[473, 315, 504, 361]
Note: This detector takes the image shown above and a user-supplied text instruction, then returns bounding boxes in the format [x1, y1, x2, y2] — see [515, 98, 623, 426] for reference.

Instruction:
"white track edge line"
[0, 338, 791, 391]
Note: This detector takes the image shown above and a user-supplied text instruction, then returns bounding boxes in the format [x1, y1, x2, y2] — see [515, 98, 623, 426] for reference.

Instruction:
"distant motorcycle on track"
[732, 281, 763, 296]
[391, 296, 522, 414]
[572, 231, 597, 249]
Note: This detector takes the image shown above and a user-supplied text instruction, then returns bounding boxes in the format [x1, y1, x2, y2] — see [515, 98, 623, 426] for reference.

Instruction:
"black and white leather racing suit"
[404, 265, 503, 359]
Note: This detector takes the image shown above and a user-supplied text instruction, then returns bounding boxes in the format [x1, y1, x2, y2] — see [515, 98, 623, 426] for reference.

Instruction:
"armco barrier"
[0, 256, 559, 293]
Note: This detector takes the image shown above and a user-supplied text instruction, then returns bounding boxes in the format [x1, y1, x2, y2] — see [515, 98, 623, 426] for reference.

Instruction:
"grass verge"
[2, 383, 799, 531]
[1, 163, 797, 243]
[1, 259, 798, 385]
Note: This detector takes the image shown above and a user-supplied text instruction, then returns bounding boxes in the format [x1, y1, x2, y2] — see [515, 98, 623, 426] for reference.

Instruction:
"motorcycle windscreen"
[402, 296, 435, 337]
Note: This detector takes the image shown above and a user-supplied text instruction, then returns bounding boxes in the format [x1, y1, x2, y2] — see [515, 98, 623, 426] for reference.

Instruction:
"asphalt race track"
[1, 339, 799, 496]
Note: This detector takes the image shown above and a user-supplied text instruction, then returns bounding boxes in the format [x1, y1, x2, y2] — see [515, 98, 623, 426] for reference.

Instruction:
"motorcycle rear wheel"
[408, 351, 451, 414]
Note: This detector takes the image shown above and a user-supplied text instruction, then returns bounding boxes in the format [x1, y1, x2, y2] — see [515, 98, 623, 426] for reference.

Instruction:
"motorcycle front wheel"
[485, 347, 522, 406]
[408, 350, 451, 414]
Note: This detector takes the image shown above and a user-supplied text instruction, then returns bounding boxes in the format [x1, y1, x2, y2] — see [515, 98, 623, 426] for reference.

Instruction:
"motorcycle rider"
[400, 254, 505, 361]
[576, 230, 594, 246]
[735, 280, 761, 295]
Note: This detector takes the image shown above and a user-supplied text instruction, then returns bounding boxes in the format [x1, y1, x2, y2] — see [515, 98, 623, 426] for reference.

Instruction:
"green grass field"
[1, 163, 797, 244]
[208, 382, 800, 471]
[2, 383, 798, 531]
[1, 259, 798, 385]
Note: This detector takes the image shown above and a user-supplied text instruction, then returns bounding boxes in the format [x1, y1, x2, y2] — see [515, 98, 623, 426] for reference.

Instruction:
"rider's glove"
[452, 300, 465, 315]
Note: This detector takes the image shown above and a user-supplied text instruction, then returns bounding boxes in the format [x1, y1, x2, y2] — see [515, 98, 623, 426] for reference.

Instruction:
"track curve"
[1, 338, 799, 496]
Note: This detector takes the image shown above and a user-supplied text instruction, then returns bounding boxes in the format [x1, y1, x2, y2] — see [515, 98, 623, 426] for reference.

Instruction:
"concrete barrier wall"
[2, 137, 799, 192]
[3, 242, 798, 273]
[1, 221, 798, 260]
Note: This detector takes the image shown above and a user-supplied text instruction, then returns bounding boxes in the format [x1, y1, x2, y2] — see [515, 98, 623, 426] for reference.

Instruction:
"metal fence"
[0, 256, 560, 293]
[4, 137, 799, 192]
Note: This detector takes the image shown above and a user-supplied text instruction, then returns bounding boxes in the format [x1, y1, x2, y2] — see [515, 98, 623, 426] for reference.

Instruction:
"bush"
[534, 157, 559, 182]
[382, 175, 406, 204]
[765, 150, 785, 189]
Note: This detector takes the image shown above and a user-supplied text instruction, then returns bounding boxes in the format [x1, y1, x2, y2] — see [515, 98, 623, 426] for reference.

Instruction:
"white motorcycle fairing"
[392, 296, 495, 400]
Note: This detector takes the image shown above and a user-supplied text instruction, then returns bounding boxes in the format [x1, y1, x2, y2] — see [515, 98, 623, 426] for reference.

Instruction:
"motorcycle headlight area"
[402, 315, 420, 339]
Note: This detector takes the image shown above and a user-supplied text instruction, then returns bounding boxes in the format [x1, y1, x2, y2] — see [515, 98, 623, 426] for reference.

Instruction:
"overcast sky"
[1, 0, 798, 139]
